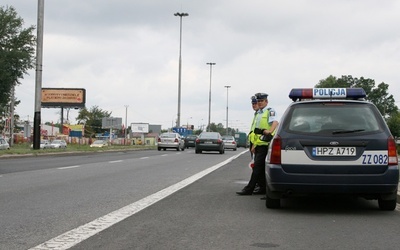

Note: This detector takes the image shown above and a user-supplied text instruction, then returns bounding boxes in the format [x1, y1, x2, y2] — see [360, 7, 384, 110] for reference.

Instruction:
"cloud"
[4, 0, 400, 133]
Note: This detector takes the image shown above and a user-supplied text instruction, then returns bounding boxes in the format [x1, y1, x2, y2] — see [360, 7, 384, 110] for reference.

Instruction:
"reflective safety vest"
[249, 112, 257, 144]
[253, 107, 274, 146]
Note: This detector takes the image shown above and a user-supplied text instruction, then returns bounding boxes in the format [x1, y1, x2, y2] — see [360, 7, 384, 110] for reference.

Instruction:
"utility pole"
[33, 0, 44, 150]
[224, 85, 231, 135]
[206, 62, 216, 131]
[174, 12, 189, 128]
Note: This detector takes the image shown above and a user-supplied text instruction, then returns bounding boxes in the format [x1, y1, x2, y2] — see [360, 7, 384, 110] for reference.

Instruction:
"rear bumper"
[266, 164, 399, 197]
[158, 143, 179, 148]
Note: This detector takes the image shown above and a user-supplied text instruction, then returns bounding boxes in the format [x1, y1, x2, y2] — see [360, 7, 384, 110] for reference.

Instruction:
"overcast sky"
[3, 0, 400, 133]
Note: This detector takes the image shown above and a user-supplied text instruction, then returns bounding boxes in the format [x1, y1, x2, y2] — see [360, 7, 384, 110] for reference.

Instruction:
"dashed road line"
[140, 157, 149, 159]
[109, 160, 123, 163]
[57, 166, 80, 170]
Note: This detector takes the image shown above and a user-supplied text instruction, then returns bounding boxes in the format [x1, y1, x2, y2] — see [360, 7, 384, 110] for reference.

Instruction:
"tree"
[386, 111, 400, 138]
[0, 5, 36, 108]
[316, 75, 398, 118]
[76, 106, 112, 137]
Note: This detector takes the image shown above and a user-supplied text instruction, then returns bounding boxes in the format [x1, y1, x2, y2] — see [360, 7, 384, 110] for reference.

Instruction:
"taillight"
[269, 135, 281, 164]
[387, 136, 398, 165]
[217, 139, 222, 144]
[174, 138, 179, 143]
[195, 139, 200, 143]
[158, 138, 161, 142]
[232, 141, 236, 144]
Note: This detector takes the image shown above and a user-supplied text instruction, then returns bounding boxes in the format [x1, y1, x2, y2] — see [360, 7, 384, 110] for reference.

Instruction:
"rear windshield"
[283, 102, 384, 135]
[199, 133, 219, 139]
[160, 133, 177, 138]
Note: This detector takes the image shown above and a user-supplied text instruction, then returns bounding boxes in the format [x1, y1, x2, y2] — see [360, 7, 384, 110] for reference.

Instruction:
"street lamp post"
[124, 105, 129, 145]
[224, 85, 231, 135]
[206, 62, 216, 131]
[174, 12, 189, 128]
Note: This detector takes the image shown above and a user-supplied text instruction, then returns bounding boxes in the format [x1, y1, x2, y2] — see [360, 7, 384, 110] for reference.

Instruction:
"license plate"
[188, 141, 194, 143]
[205, 141, 213, 144]
[312, 147, 356, 156]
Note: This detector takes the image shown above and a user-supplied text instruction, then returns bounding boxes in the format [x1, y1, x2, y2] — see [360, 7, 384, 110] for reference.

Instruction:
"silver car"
[50, 139, 67, 149]
[222, 135, 237, 151]
[157, 133, 185, 151]
[0, 138, 10, 150]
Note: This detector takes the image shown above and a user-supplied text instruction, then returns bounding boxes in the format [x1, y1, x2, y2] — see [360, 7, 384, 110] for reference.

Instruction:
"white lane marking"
[57, 166, 80, 170]
[140, 157, 149, 159]
[109, 160, 123, 163]
[161, 154, 168, 156]
[30, 150, 248, 250]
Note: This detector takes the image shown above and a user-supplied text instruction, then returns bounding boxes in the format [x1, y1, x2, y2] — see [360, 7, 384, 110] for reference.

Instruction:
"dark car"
[265, 88, 399, 211]
[195, 132, 224, 154]
[184, 134, 198, 148]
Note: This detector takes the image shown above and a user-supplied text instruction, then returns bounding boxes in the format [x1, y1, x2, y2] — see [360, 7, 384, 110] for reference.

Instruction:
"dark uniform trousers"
[245, 145, 268, 192]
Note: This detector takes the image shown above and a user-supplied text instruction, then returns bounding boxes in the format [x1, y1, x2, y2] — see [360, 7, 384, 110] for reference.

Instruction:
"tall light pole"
[224, 85, 231, 135]
[206, 62, 216, 131]
[124, 105, 129, 145]
[33, 0, 44, 150]
[174, 12, 188, 128]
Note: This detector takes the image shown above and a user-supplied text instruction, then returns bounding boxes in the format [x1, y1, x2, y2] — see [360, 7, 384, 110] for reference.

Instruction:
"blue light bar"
[289, 88, 366, 101]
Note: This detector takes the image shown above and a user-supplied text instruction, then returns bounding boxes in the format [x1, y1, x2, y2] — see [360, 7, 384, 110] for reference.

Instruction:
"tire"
[265, 187, 281, 209]
[181, 147, 185, 151]
[158, 147, 161, 151]
[176, 147, 180, 151]
[378, 197, 397, 211]
[195, 149, 200, 154]
[266, 195, 281, 209]
[163, 148, 166, 151]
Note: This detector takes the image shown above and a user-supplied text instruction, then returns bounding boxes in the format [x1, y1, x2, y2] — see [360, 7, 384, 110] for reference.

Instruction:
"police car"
[265, 88, 399, 210]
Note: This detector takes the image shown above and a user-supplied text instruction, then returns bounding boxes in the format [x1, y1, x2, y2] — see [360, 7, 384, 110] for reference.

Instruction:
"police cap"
[251, 96, 257, 104]
[255, 93, 268, 100]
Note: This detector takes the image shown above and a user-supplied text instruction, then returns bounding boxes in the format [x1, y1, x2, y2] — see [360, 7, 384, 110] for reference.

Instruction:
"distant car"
[0, 138, 10, 150]
[222, 135, 237, 151]
[157, 133, 185, 151]
[90, 140, 108, 148]
[265, 87, 399, 211]
[31, 140, 51, 149]
[50, 139, 67, 149]
[195, 132, 224, 154]
[184, 135, 198, 148]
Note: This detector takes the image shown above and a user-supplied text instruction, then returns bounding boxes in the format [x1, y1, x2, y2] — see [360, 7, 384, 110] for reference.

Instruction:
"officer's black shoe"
[252, 189, 266, 195]
[253, 185, 260, 193]
[236, 189, 253, 195]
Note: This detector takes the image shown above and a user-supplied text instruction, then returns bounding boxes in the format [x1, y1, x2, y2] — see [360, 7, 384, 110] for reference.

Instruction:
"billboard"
[131, 123, 149, 133]
[41, 88, 86, 108]
[102, 117, 123, 129]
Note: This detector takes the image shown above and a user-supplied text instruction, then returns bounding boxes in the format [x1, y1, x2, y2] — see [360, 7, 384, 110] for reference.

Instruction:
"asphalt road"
[0, 148, 399, 250]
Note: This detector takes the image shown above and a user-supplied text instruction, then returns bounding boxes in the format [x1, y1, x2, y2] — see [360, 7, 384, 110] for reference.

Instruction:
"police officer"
[248, 96, 258, 159]
[237, 92, 279, 195]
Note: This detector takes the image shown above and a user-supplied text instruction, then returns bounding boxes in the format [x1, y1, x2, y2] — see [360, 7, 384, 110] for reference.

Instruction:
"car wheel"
[233, 148, 237, 151]
[266, 195, 281, 209]
[265, 187, 281, 209]
[195, 149, 199, 154]
[181, 147, 185, 151]
[163, 148, 166, 151]
[378, 197, 397, 211]
[176, 147, 180, 151]
[157, 147, 161, 151]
